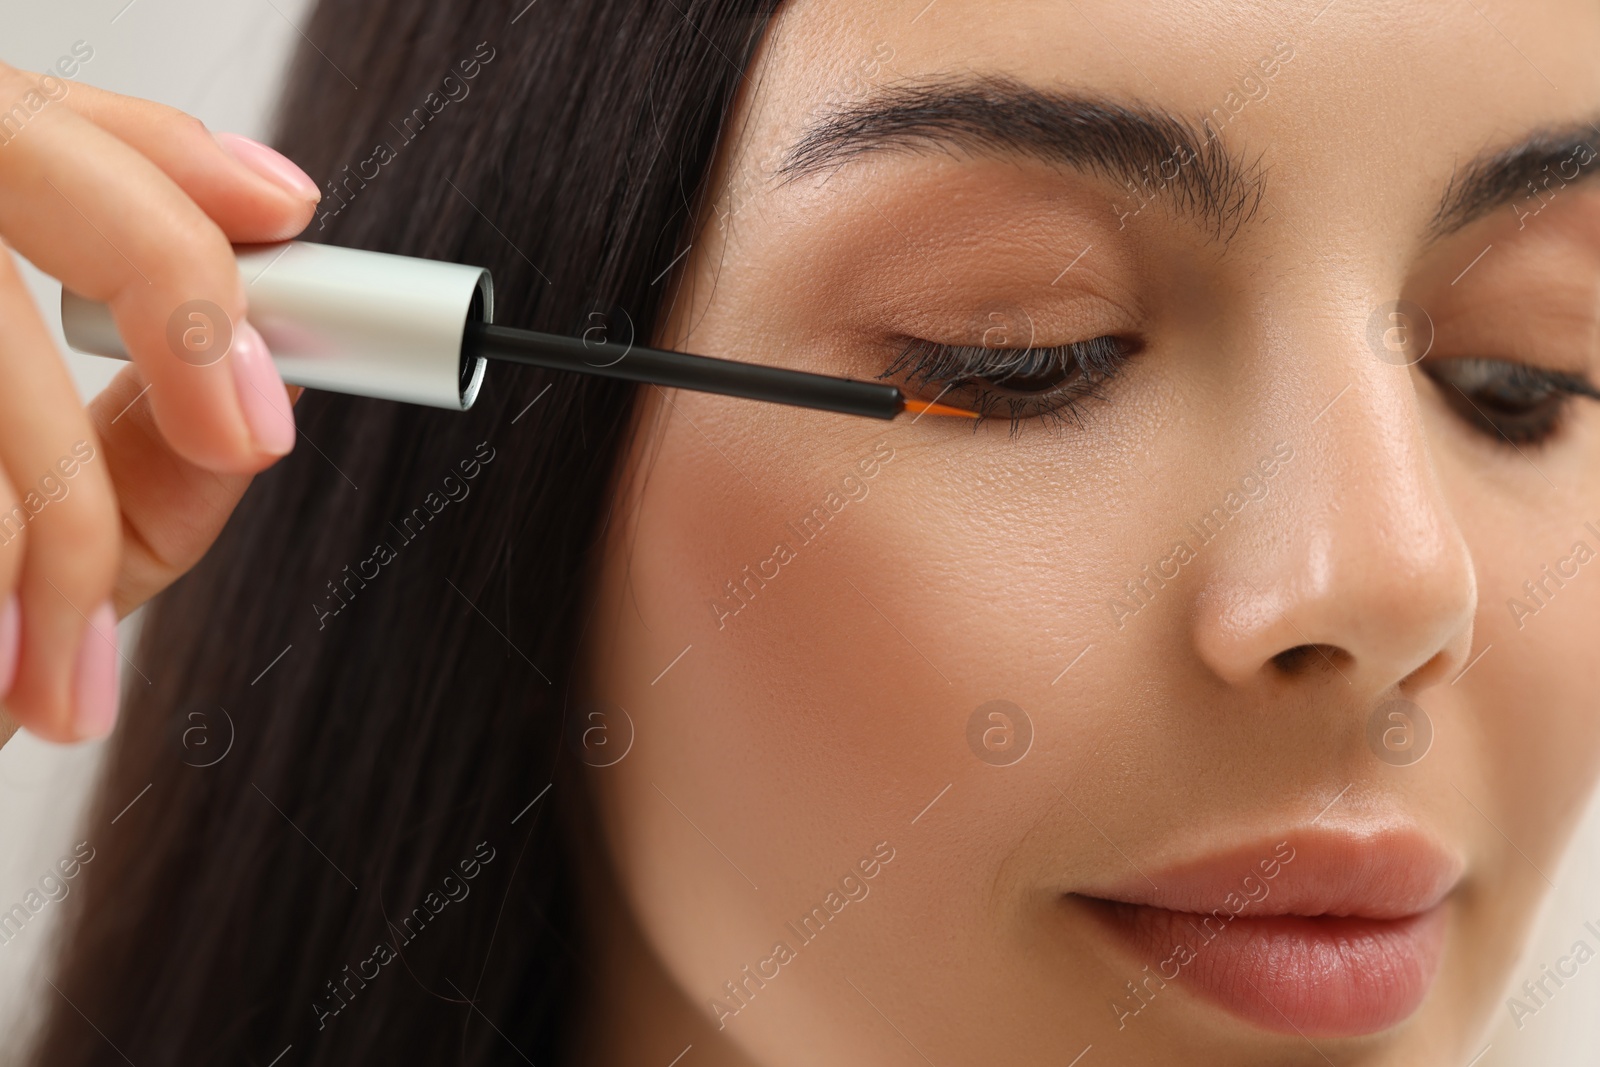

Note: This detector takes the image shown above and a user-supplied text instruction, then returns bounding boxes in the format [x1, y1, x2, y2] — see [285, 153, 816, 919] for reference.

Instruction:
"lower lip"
[1079, 897, 1449, 1036]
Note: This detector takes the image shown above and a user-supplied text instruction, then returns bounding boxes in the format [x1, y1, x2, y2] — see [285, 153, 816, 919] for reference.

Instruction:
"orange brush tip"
[901, 397, 981, 419]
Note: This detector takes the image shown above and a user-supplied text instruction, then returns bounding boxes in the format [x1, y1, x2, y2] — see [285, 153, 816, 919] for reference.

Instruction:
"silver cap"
[61, 240, 494, 411]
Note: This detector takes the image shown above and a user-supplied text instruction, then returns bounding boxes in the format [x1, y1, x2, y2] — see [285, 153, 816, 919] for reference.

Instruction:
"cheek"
[1461, 495, 1600, 855]
[1425, 435, 1600, 991]
[580, 391, 1142, 1054]
[587, 388, 1140, 799]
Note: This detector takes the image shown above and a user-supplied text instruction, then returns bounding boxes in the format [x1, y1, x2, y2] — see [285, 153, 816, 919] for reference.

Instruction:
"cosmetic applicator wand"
[59, 240, 977, 422]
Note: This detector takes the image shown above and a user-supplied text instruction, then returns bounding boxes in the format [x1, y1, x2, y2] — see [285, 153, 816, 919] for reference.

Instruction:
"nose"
[1190, 370, 1478, 701]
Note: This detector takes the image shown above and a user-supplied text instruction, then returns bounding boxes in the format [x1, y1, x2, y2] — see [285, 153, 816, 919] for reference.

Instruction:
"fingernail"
[230, 321, 296, 456]
[0, 595, 18, 697]
[71, 602, 119, 740]
[214, 131, 321, 201]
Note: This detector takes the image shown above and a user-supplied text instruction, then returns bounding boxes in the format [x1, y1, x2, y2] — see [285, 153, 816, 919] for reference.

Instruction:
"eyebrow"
[780, 76, 1600, 248]
[1429, 120, 1600, 239]
[776, 75, 1264, 242]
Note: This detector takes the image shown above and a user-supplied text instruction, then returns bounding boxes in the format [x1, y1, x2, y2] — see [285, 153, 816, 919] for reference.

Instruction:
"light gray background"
[0, 2, 1595, 1064]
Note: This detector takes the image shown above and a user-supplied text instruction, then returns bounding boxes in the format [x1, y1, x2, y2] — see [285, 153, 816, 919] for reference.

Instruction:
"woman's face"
[577, 1, 1600, 1063]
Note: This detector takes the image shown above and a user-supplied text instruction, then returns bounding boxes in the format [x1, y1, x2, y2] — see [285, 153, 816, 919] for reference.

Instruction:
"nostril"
[1272, 643, 1350, 675]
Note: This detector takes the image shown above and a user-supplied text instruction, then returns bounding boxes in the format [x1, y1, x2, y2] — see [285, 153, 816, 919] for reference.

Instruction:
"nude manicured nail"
[0, 595, 18, 697]
[214, 131, 321, 201]
[230, 322, 297, 456]
[71, 602, 119, 740]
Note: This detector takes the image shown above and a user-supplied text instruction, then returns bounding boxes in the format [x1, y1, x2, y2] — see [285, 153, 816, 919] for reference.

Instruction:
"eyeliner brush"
[58, 239, 977, 420]
[465, 321, 977, 421]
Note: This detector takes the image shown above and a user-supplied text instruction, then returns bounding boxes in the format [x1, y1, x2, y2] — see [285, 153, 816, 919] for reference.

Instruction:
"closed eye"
[1423, 357, 1600, 447]
[879, 334, 1140, 434]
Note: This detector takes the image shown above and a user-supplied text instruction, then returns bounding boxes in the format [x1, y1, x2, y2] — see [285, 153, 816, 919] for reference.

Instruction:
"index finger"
[0, 65, 293, 472]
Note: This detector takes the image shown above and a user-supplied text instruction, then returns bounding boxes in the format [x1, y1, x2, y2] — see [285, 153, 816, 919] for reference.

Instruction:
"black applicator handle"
[465, 322, 906, 420]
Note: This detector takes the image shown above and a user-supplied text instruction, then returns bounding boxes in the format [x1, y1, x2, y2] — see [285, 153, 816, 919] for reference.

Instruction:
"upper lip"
[1071, 827, 1464, 921]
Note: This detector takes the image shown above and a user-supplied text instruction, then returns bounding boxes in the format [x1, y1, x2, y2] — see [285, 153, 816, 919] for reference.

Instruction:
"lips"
[1071, 829, 1462, 1038]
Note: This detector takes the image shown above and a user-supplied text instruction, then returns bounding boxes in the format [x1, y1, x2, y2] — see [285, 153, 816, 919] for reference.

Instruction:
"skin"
[0, 69, 311, 745]
[570, 1, 1600, 1064]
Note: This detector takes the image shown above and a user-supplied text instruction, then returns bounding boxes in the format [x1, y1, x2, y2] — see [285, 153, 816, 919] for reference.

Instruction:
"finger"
[90, 368, 304, 616]
[0, 246, 120, 743]
[89, 363, 251, 616]
[48, 78, 320, 242]
[0, 462, 20, 697]
[0, 519, 21, 748]
[0, 64, 296, 474]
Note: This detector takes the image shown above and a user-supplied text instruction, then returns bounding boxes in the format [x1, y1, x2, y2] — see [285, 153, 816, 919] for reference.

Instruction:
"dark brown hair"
[32, 1, 777, 1062]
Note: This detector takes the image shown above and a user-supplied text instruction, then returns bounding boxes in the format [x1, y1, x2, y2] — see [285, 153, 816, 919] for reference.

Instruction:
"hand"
[0, 63, 320, 746]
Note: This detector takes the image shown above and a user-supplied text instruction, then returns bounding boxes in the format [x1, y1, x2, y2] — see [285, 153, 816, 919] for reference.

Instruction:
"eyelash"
[1423, 358, 1600, 447]
[882, 337, 1599, 448]
[880, 335, 1139, 434]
